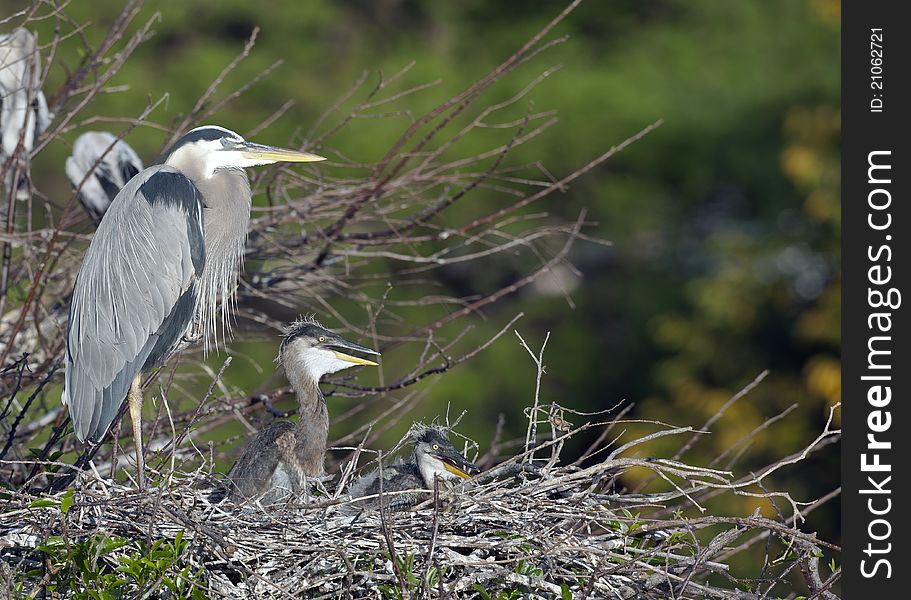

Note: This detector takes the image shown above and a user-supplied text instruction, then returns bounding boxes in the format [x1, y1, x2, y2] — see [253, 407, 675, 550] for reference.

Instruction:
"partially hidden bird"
[0, 28, 51, 200]
[348, 424, 479, 511]
[63, 125, 326, 488]
[66, 131, 143, 225]
[214, 319, 380, 505]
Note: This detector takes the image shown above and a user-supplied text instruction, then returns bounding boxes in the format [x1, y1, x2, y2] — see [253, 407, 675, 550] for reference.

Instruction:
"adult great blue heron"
[348, 424, 478, 511]
[63, 125, 325, 488]
[65, 131, 143, 225]
[216, 319, 380, 505]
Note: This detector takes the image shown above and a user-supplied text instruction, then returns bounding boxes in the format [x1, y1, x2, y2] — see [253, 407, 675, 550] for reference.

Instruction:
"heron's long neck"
[193, 169, 252, 349]
[285, 358, 329, 476]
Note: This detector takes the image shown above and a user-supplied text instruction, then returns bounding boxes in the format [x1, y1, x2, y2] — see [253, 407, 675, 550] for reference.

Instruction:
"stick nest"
[1, 448, 838, 599]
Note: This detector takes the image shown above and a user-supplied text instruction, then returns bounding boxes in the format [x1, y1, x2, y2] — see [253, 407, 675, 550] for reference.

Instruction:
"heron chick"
[216, 319, 379, 505]
[348, 424, 478, 511]
[63, 125, 325, 489]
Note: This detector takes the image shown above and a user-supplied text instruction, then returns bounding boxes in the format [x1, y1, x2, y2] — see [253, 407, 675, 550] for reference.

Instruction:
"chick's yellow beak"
[442, 462, 472, 479]
[333, 351, 379, 367]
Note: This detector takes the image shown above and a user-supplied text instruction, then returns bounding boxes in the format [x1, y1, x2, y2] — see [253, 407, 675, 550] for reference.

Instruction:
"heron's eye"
[318, 336, 326, 343]
[432, 444, 440, 451]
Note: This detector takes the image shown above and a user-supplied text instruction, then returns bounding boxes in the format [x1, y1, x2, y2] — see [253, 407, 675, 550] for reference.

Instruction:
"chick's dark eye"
[318, 336, 326, 343]
[432, 444, 439, 451]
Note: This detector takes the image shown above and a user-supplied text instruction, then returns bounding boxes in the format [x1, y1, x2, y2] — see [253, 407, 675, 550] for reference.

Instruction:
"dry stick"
[137, 358, 234, 478]
[633, 369, 768, 494]
[418, 479, 442, 598]
[199, 59, 284, 128]
[340, 108, 534, 244]
[309, 62, 422, 150]
[515, 330, 550, 461]
[416, 210, 584, 336]
[457, 120, 662, 237]
[305, 70, 370, 144]
[40, 0, 145, 114]
[315, 0, 583, 250]
[572, 403, 634, 466]
[332, 312, 523, 395]
[372, 0, 581, 181]
[710, 402, 797, 469]
[676, 370, 770, 461]
[716, 487, 841, 566]
[367, 36, 566, 207]
[0, 359, 60, 463]
[35, 3, 155, 154]
[376, 452, 410, 598]
[640, 514, 841, 553]
[164, 27, 261, 149]
[721, 404, 840, 523]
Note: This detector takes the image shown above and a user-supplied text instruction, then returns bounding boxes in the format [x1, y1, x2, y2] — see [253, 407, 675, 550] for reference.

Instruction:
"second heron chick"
[348, 424, 479, 511]
[217, 319, 379, 505]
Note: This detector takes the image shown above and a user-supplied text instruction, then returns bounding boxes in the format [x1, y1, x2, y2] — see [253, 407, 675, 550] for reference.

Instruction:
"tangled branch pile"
[1, 404, 840, 599]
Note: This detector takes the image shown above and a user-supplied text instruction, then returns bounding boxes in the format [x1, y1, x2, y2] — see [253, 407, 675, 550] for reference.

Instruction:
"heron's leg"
[127, 376, 147, 490]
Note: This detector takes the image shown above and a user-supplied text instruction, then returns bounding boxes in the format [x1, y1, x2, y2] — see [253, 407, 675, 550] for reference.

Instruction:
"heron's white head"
[161, 125, 325, 179]
[279, 318, 380, 383]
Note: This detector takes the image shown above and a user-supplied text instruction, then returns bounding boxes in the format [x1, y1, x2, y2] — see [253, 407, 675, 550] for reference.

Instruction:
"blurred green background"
[12, 0, 840, 547]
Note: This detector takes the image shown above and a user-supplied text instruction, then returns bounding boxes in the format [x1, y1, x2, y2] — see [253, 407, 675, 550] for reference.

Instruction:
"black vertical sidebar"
[842, 1, 909, 596]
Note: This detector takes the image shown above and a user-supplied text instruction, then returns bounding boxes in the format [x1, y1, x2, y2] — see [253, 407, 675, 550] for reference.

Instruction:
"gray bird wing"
[225, 420, 296, 501]
[349, 459, 421, 497]
[64, 165, 205, 442]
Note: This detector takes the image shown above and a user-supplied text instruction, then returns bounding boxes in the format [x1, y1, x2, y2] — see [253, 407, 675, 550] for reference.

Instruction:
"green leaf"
[29, 498, 57, 509]
[561, 583, 573, 600]
[472, 585, 492, 600]
[60, 489, 75, 515]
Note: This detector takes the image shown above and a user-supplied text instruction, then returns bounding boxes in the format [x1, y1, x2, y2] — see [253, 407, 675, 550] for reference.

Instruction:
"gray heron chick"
[349, 424, 478, 511]
[65, 131, 143, 224]
[0, 28, 51, 199]
[218, 320, 380, 505]
[63, 125, 325, 488]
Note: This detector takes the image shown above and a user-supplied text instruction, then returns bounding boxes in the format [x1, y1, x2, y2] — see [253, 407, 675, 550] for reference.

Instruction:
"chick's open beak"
[332, 351, 379, 367]
[437, 456, 477, 479]
[329, 336, 381, 367]
[239, 141, 326, 163]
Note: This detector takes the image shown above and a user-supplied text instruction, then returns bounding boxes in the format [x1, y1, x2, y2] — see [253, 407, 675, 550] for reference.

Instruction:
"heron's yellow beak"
[239, 142, 326, 164]
[333, 351, 379, 367]
[442, 462, 472, 479]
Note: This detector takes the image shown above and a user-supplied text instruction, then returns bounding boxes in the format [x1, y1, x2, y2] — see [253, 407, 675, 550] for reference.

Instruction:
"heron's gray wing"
[64, 166, 205, 442]
[225, 421, 296, 502]
[348, 460, 423, 511]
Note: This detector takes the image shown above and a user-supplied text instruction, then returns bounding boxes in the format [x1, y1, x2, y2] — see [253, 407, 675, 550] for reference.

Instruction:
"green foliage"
[15, 529, 205, 599]
[375, 549, 449, 599]
[471, 585, 522, 600]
